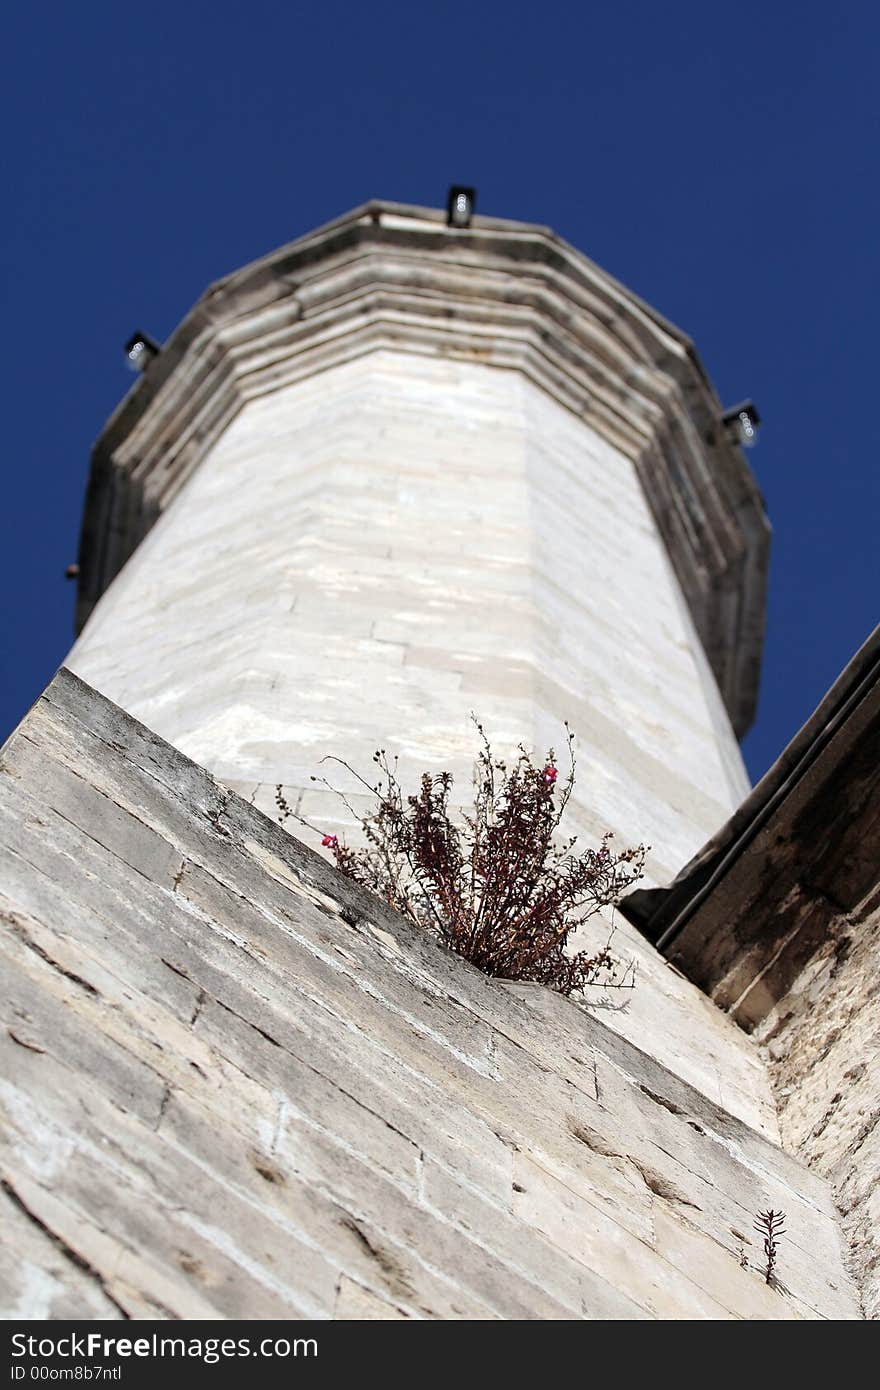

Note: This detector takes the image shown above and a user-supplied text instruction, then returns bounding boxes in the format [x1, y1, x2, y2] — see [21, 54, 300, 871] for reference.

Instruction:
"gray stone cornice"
[76, 199, 769, 735]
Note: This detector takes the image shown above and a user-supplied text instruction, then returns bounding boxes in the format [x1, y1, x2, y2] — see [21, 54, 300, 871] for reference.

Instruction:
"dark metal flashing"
[623, 622, 880, 956]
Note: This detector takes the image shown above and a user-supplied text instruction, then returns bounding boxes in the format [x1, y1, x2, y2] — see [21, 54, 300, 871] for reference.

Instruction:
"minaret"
[8, 199, 864, 1322]
[68, 199, 770, 1116]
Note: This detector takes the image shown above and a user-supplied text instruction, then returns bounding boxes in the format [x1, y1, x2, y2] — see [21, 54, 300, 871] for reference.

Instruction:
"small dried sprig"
[277, 718, 647, 997]
[753, 1209, 786, 1286]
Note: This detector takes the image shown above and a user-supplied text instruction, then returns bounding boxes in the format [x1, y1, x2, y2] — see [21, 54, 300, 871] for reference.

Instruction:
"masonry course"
[0, 671, 859, 1319]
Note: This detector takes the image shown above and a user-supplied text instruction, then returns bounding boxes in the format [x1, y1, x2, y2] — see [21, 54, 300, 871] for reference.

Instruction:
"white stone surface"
[71, 352, 749, 839]
[69, 351, 762, 1115]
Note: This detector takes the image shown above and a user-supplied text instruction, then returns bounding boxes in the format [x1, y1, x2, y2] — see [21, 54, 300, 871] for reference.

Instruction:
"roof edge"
[622, 622, 880, 950]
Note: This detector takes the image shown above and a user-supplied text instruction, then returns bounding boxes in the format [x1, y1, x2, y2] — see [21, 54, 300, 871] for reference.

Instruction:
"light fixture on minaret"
[446, 185, 476, 228]
[722, 399, 761, 448]
[124, 330, 161, 373]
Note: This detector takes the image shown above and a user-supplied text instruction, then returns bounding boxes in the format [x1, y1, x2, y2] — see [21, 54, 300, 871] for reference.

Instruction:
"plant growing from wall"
[276, 720, 646, 997]
[754, 1209, 786, 1286]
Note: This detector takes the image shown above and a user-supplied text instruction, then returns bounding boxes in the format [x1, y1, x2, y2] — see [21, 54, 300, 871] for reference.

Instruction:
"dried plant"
[754, 1209, 786, 1286]
[277, 719, 647, 997]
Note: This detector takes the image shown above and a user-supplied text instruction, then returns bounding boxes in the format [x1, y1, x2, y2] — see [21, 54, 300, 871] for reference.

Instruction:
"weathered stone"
[0, 672, 862, 1319]
[333, 1277, 408, 1320]
[73, 205, 768, 740]
[629, 625, 880, 1315]
[0, 1186, 124, 1320]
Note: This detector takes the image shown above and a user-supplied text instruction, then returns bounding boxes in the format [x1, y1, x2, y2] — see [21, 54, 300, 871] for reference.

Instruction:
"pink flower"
[322, 834, 338, 849]
[542, 765, 558, 785]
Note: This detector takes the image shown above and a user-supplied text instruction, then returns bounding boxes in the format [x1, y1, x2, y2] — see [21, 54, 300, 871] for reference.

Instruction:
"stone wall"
[755, 884, 880, 1318]
[0, 671, 859, 1319]
[622, 626, 880, 1316]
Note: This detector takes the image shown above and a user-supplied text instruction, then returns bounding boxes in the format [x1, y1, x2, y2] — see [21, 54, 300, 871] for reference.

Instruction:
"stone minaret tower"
[5, 200, 869, 1321]
[67, 199, 770, 1113]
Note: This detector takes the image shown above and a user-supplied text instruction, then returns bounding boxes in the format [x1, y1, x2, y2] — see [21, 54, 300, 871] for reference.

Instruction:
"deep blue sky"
[1, 2, 877, 783]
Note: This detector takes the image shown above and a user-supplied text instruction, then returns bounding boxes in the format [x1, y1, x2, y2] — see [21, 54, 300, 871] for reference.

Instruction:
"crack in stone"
[7, 1028, 46, 1055]
[161, 957, 192, 982]
[206, 789, 232, 839]
[638, 1082, 684, 1116]
[4, 913, 100, 998]
[213, 996, 281, 1048]
[627, 1156, 701, 1209]
[337, 1213, 415, 1301]
[1, 1177, 131, 1319]
[156, 1084, 173, 1128]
